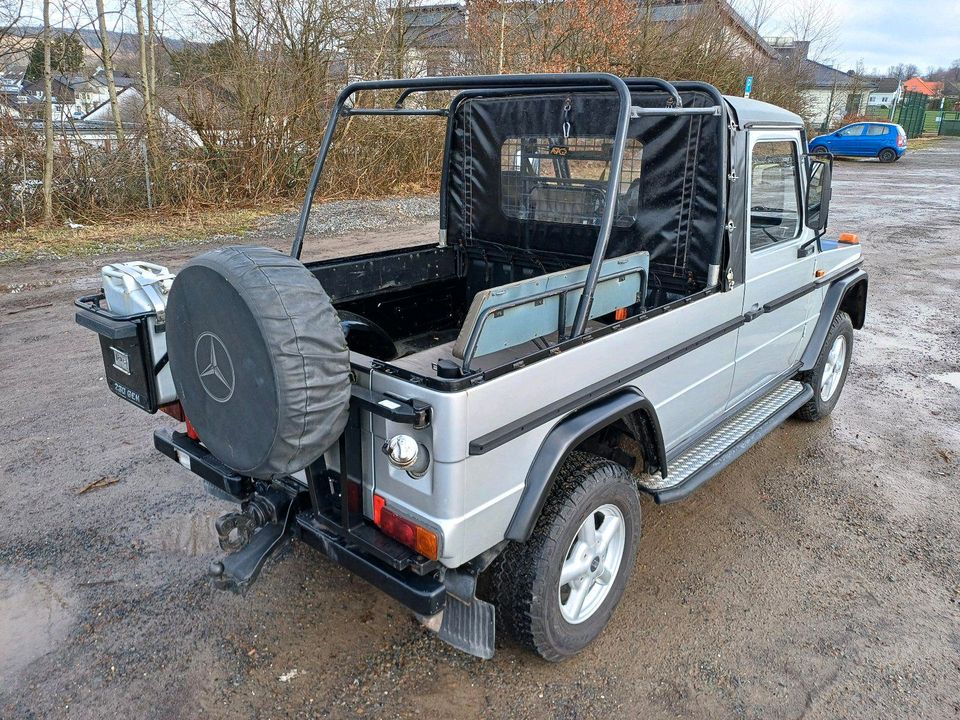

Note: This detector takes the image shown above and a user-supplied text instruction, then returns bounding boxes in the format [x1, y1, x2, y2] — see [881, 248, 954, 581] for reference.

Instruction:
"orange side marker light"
[614, 307, 628, 321]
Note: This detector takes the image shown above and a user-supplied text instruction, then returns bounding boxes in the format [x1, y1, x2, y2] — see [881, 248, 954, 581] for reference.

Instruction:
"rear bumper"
[154, 427, 446, 616]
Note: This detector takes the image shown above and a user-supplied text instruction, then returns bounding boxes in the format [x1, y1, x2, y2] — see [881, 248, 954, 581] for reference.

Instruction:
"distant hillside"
[2, 25, 199, 73]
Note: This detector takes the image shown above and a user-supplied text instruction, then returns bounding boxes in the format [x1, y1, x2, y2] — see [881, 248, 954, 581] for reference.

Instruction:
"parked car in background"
[809, 122, 906, 163]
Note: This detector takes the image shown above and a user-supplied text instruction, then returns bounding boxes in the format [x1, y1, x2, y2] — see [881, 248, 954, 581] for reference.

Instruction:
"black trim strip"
[762, 280, 818, 313]
[467, 271, 843, 455]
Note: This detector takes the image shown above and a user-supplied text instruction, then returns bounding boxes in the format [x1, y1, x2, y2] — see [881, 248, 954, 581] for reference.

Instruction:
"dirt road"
[2, 141, 958, 720]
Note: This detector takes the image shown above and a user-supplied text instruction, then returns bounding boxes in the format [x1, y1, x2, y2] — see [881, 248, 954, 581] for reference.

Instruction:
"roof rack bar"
[341, 108, 449, 117]
[393, 76, 684, 109]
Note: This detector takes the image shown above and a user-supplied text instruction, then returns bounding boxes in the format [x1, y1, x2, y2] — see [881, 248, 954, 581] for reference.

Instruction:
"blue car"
[809, 121, 906, 163]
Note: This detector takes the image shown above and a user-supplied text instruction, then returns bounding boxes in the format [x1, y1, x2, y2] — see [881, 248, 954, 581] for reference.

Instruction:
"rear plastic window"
[500, 136, 643, 226]
[866, 125, 889, 136]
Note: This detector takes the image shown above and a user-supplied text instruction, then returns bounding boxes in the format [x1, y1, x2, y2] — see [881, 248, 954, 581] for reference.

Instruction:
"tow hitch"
[208, 481, 301, 593]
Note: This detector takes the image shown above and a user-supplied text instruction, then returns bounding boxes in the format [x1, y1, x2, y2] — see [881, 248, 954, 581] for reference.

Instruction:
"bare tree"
[94, 0, 125, 141]
[733, 0, 779, 37]
[0, 0, 25, 63]
[783, 0, 838, 62]
[134, 0, 156, 151]
[146, 0, 157, 98]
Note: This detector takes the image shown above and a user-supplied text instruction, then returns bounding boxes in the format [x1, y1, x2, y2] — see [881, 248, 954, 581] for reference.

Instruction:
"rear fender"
[504, 388, 665, 543]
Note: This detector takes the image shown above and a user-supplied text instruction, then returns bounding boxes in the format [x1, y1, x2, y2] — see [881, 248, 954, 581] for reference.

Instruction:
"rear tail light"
[159, 401, 185, 421]
[372, 494, 439, 560]
[897, 134, 905, 147]
[346, 480, 362, 514]
[161, 401, 200, 440]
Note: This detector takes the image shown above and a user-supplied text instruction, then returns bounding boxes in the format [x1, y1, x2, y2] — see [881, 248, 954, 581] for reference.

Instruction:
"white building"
[867, 78, 902, 108]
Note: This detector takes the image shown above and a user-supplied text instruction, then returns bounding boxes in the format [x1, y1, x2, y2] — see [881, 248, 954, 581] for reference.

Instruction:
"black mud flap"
[438, 594, 496, 660]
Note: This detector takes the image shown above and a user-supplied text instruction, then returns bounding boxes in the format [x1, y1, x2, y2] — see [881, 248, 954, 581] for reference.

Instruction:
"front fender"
[504, 388, 664, 543]
[801, 268, 868, 371]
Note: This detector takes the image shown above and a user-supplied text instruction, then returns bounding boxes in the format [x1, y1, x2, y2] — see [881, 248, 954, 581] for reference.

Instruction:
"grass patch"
[908, 136, 947, 151]
[0, 205, 287, 265]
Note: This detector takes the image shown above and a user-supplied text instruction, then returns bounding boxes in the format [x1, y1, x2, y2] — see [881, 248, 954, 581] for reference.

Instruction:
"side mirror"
[805, 157, 832, 234]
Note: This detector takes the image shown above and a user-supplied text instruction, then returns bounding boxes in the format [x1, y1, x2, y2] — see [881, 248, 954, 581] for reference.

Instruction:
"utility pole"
[42, 0, 53, 225]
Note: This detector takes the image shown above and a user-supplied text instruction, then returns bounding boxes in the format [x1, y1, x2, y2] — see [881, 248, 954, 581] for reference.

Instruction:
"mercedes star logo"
[194, 331, 236, 403]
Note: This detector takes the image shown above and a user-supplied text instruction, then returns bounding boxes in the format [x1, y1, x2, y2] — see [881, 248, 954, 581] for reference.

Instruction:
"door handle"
[744, 304, 763, 322]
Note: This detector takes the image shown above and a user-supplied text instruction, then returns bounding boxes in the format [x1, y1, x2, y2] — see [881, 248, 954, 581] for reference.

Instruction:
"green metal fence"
[898, 91, 927, 139]
[940, 114, 960, 137]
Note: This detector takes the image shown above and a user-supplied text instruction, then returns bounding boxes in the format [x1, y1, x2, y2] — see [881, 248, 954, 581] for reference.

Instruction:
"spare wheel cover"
[166, 245, 351, 478]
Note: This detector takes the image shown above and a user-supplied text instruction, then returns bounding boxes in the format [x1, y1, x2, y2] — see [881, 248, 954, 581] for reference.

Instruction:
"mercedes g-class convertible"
[76, 73, 867, 661]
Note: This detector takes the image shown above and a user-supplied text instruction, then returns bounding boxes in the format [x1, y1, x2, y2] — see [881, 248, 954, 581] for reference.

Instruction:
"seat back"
[452, 251, 649, 366]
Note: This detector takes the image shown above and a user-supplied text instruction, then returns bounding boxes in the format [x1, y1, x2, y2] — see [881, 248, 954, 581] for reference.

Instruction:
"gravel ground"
[1, 140, 958, 720]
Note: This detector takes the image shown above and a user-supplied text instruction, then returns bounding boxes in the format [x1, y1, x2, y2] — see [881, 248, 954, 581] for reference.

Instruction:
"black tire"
[493, 452, 641, 661]
[878, 148, 897, 163]
[795, 311, 853, 421]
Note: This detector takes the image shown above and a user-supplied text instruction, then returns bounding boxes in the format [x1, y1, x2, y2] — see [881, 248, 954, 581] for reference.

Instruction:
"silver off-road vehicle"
[76, 74, 867, 661]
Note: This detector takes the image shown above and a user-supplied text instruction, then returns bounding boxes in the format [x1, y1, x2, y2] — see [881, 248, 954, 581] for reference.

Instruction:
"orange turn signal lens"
[614, 307, 628, 321]
[815, 269, 826, 278]
[839, 232, 859, 244]
[414, 526, 439, 560]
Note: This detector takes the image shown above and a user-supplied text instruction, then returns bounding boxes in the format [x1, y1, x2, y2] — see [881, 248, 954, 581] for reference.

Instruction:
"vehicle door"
[864, 123, 891, 155]
[727, 131, 820, 408]
[834, 123, 867, 155]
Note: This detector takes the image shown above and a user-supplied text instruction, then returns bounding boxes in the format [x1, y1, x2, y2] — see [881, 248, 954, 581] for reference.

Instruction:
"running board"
[639, 380, 813, 504]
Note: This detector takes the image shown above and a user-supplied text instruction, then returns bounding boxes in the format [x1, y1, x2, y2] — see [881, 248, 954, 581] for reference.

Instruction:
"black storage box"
[75, 293, 165, 413]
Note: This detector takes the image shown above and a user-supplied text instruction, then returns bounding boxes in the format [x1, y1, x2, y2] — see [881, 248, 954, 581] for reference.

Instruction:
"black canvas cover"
[447, 90, 722, 287]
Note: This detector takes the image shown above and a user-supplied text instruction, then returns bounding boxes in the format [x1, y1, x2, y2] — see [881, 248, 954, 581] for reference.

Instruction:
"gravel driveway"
[1, 140, 958, 720]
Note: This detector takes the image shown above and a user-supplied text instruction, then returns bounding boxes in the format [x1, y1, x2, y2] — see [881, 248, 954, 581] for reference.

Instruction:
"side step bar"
[639, 380, 813, 503]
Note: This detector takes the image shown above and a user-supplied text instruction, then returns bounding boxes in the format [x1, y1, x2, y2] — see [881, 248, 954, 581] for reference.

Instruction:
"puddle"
[0, 568, 75, 689]
[932, 372, 960, 391]
[147, 511, 221, 556]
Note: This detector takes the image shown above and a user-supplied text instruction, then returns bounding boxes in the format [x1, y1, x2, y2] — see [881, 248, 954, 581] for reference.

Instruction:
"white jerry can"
[101, 261, 177, 406]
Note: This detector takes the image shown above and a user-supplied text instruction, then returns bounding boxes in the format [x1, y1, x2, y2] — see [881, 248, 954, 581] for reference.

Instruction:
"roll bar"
[290, 74, 726, 342]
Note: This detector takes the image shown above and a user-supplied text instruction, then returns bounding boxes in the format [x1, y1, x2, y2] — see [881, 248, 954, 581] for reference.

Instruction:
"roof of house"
[903, 77, 942, 96]
[871, 77, 900, 93]
[91, 70, 137, 88]
[400, 2, 466, 49]
[802, 59, 862, 89]
[649, 1, 778, 58]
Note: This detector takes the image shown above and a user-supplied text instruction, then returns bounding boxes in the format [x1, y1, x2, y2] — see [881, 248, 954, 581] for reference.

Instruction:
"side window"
[749, 140, 801, 250]
[866, 124, 889, 136]
[838, 124, 865, 137]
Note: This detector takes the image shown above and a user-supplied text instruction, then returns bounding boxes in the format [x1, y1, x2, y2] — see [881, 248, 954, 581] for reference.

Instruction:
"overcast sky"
[768, 0, 960, 73]
[14, 0, 960, 76]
